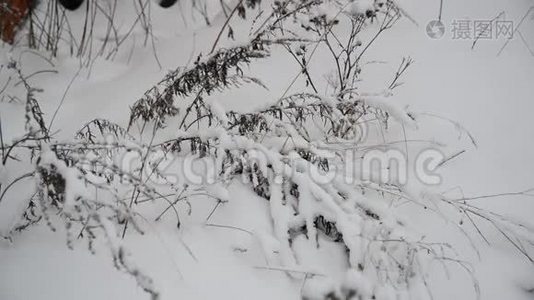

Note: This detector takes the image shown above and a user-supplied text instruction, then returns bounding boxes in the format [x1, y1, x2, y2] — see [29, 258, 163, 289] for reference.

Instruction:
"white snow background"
[1, 0, 533, 299]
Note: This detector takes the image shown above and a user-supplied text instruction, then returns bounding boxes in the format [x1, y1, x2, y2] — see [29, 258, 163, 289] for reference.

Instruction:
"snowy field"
[1, 0, 533, 299]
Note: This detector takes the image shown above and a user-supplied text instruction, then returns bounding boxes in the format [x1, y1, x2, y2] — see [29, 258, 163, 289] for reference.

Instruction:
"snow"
[1, 0, 534, 299]
[348, 0, 375, 17]
[205, 97, 229, 126]
[359, 94, 417, 129]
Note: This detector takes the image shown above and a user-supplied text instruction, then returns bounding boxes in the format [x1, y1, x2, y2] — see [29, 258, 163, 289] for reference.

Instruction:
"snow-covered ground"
[1, 0, 533, 299]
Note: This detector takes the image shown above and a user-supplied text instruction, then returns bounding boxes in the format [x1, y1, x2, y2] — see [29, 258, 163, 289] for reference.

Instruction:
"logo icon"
[426, 20, 445, 39]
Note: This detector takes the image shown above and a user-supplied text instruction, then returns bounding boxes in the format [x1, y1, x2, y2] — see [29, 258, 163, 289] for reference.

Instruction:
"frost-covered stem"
[122, 124, 160, 238]
[323, 34, 344, 91]
[0, 172, 34, 204]
[355, 5, 399, 63]
[283, 44, 319, 93]
[210, 0, 245, 54]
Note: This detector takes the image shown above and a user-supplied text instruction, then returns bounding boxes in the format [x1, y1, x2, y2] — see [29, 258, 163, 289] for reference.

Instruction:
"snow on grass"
[1, 0, 534, 300]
